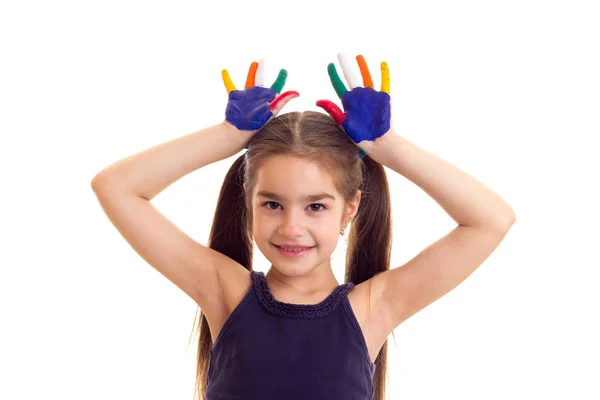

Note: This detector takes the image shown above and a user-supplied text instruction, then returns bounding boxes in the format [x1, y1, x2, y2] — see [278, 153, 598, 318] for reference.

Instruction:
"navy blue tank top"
[206, 269, 377, 399]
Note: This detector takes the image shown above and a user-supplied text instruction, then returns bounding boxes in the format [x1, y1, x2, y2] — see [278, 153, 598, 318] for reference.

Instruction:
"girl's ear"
[342, 190, 361, 230]
[346, 190, 361, 219]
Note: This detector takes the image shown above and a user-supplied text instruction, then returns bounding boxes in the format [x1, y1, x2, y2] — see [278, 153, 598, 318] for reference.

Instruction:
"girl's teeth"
[281, 247, 306, 252]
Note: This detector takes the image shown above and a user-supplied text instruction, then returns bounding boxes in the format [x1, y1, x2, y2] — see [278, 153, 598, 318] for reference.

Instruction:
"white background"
[1, 0, 599, 399]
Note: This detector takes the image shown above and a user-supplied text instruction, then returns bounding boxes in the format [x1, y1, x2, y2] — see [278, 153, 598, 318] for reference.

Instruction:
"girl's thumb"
[269, 90, 300, 116]
[315, 100, 346, 125]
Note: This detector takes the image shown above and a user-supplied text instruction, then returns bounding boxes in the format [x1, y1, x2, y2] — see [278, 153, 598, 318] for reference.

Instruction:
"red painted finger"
[315, 100, 346, 125]
[269, 90, 300, 114]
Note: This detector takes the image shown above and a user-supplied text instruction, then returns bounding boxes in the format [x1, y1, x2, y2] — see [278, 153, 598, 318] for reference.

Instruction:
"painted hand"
[222, 59, 299, 132]
[316, 53, 392, 157]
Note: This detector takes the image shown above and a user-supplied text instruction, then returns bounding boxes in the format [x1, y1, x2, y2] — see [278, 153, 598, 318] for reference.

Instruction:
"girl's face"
[247, 155, 359, 277]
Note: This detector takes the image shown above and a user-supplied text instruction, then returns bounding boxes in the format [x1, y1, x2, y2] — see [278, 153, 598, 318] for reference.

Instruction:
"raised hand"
[222, 59, 299, 132]
[316, 53, 392, 155]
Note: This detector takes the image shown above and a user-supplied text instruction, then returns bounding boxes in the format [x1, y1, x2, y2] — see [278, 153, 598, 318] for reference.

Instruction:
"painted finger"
[337, 52, 361, 89]
[255, 58, 268, 87]
[356, 55, 374, 88]
[222, 69, 236, 93]
[269, 90, 299, 114]
[380, 61, 390, 94]
[244, 61, 258, 89]
[327, 63, 348, 99]
[270, 69, 288, 94]
[316, 99, 346, 126]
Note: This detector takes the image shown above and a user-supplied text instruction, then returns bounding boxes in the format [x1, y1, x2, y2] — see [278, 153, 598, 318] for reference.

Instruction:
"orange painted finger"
[356, 55, 374, 88]
[244, 61, 258, 89]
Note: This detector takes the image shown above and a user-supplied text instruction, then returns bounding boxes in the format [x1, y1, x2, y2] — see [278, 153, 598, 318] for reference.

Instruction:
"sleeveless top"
[206, 270, 377, 400]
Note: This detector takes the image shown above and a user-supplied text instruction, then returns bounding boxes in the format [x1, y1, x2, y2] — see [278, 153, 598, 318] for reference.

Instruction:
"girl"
[92, 55, 516, 400]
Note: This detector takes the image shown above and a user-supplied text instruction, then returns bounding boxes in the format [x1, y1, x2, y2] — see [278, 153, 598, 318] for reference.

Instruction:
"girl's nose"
[280, 223, 304, 237]
[279, 214, 305, 237]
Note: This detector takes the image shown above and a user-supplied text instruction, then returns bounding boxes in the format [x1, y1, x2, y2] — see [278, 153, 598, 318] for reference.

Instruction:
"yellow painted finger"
[222, 69, 236, 93]
[380, 61, 390, 94]
[356, 55, 374, 88]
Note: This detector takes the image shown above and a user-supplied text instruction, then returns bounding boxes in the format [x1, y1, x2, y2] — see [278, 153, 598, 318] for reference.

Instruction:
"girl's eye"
[264, 201, 280, 210]
[308, 204, 326, 212]
[262, 202, 327, 212]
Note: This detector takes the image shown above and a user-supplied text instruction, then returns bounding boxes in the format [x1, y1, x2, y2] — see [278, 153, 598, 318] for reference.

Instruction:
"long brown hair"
[188, 110, 396, 400]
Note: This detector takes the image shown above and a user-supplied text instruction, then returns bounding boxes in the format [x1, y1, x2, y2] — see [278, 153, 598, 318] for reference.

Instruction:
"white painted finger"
[255, 58, 268, 87]
[337, 52, 361, 89]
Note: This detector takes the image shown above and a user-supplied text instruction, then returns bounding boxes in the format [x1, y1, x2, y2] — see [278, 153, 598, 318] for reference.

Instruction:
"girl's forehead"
[254, 156, 339, 198]
[257, 155, 331, 182]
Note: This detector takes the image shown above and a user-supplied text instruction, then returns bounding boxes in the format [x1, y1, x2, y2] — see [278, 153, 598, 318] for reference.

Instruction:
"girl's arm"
[317, 53, 516, 330]
[89, 60, 297, 311]
[316, 53, 514, 229]
[89, 121, 250, 311]
[91, 121, 249, 200]
[362, 129, 516, 328]
[361, 130, 516, 229]
[91, 59, 298, 199]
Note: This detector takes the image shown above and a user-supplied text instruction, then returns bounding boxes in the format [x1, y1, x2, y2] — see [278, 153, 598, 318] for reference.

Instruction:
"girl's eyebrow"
[257, 190, 336, 202]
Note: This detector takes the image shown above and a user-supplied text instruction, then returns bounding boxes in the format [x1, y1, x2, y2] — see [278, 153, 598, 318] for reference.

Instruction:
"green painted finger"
[328, 63, 348, 98]
[270, 69, 288, 94]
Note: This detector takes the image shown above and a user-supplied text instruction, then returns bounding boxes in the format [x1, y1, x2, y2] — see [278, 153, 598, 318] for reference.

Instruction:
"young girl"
[92, 55, 516, 400]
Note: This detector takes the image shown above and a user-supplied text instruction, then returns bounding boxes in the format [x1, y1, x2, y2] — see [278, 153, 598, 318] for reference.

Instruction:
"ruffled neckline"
[251, 270, 355, 319]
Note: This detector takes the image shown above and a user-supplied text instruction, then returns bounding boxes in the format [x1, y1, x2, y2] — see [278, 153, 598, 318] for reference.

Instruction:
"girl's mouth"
[273, 244, 315, 258]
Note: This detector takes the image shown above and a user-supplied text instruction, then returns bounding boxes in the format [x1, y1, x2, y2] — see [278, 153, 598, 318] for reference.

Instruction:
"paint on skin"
[225, 86, 277, 131]
[340, 86, 391, 143]
[222, 60, 293, 131]
[318, 54, 391, 146]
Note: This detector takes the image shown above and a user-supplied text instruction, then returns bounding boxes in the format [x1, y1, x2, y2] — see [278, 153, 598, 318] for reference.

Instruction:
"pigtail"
[191, 154, 253, 400]
[346, 154, 395, 400]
